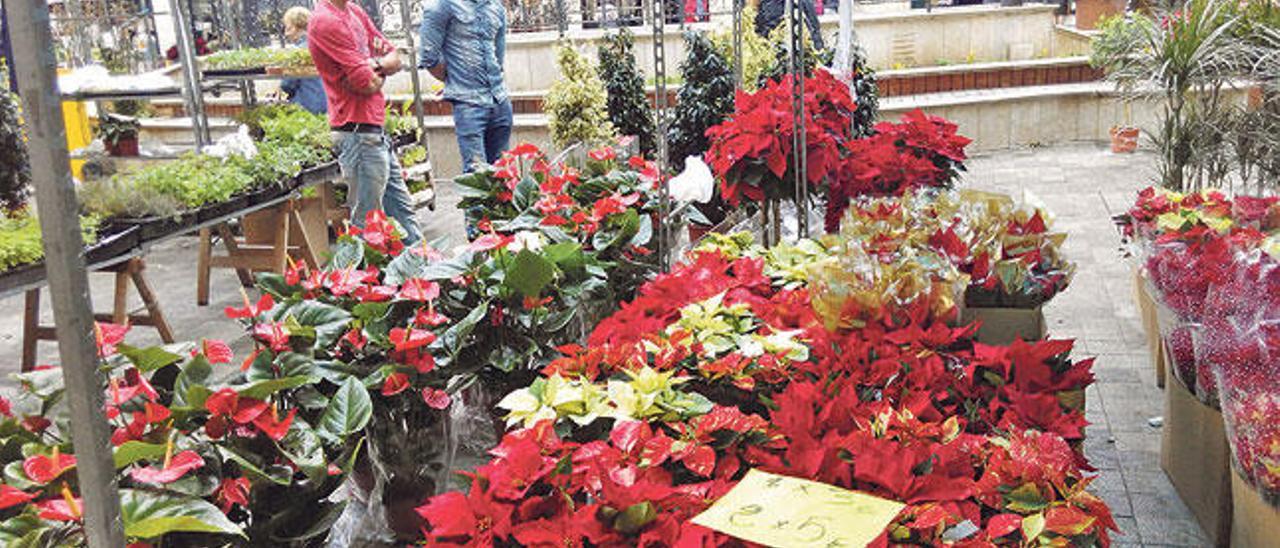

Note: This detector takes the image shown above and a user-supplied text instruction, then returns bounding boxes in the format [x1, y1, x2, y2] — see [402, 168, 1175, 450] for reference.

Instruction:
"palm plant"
[1091, 0, 1265, 192]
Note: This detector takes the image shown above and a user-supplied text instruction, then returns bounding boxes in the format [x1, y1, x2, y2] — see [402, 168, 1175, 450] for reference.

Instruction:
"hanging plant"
[666, 31, 736, 169]
[546, 43, 616, 150]
[598, 28, 657, 157]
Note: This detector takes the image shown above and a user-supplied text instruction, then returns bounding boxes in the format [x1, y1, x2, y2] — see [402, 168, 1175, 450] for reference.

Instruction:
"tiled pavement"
[0, 143, 1203, 545]
[962, 144, 1206, 546]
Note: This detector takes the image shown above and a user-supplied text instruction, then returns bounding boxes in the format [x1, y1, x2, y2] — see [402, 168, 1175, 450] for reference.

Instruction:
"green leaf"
[117, 344, 186, 373]
[267, 501, 348, 542]
[436, 302, 488, 360]
[613, 501, 657, 534]
[0, 515, 53, 547]
[121, 489, 245, 539]
[513, 175, 540, 210]
[234, 376, 312, 400]
[14, 368, 64, 401]
[422, 252, 474, 280]
[2, 462, 36, 490]
[219, 446, 291, 485]
[1021, 512, 1045, 541]
[351, 302, 390, 323]
[1005, 483, 1049, 513]
[383, 250, 428, 286]
[277, 417, 327, 482]
[114, 441, 168, 469]
[328, 239, 364, 270]
[279, 300, 352, 349]
[254, 272, 295, 299]
[630, 213, 653, 248]
[173, 353, 214, 410]
[543, 242, 586, 272]
[506, 249, 557, 298]
[317, 377, 373, 443]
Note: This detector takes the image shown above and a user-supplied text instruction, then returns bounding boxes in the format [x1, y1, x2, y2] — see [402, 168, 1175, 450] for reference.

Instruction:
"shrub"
[598, 28, 657, 157]
[546, 43, 615, 149]
[666, 31, 735, 167]
[0, 65, 29, 212]
[709, 5, 773, 93]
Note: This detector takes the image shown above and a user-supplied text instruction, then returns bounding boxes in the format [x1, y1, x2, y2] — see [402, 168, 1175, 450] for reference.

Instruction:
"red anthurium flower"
[469, 233, 512, 253]
[0, 396, 11, 417]
[407, 351, 437, 374]
[588, 146, 617, 162]
[204, 389, 270, 439]
[522, 296, 553, 310]
[414, 307, 450, 327]
[389, 327, 436, 352]
[24, 452, 77, 485]
[35, 496, 82, 522]
[200, 339, 233, 364]
[252, 407, 296, 441]
[0, 485, 34, 509]
[382, 373, 410, 396]
[111, 402, 172, 446]
[398, 278, 441, 302]
[353, 284, 398, 303]
[215, 477, 251, 514]
[252, 322, 291, 352]
[422, 388, 451, 410]
[94, 322, 130, 357]
[129, 450, 206, 484]
[341, 328, 368, 351]
[224, 293, 274, 320]
[21, 416, 51, 434]
[239, 347, 262, 372]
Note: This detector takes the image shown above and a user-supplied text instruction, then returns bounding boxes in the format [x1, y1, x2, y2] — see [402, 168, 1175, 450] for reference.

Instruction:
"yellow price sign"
[692, 469, 906, 547]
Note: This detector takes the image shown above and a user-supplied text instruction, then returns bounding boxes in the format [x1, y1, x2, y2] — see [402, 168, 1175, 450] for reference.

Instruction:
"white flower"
[507, 230, 546, 253]
[668, 156, 714, 204]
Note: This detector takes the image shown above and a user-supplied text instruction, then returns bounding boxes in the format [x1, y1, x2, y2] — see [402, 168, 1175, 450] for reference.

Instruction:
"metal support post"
[650, 0, 670, 270]
[732, 0, 743, 88]
[8, 1, 126, 545]
[398, 0, 428, 143]
[787, 0, 808, 238]
[172, 0, 209, 149]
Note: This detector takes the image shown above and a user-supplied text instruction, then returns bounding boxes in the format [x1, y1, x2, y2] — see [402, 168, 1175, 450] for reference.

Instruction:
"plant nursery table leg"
[127, 259, 175, 343]
[21, 289, 40, 372]
[197, 228, 213, 306]
[216, 223, 256, 288]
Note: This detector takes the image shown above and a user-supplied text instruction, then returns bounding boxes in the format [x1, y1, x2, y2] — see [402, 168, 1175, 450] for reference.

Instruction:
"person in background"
[280, 7, 328, 115]
[418, 0, 512, 174]
[309, 0, 423, 244]
[754, 0, 825, 51]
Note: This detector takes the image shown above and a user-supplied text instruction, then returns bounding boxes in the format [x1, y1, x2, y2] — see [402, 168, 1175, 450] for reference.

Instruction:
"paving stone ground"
[0, 143, 1202, 545]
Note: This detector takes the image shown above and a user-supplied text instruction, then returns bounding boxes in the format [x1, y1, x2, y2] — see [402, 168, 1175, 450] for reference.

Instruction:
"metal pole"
[650, 0, 669, 270]
[7, 1, 126, 546]
[731, 0, 742, 88]
[787, 0, 807, 238]
[171, 0, 209, 149]
[556, 0, 568, 37]
[398, 0, 428, 143]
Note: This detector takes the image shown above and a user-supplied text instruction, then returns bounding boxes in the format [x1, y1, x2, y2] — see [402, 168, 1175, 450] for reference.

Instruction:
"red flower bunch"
[705, 70, 857, 206]
[825, 110, 971, 232]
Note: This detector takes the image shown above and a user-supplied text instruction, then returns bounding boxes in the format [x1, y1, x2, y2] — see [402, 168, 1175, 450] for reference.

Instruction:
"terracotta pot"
[1076, 0, 1127, 30]
[106, 135, 140, 157]
[1109, 126, 1140, 154]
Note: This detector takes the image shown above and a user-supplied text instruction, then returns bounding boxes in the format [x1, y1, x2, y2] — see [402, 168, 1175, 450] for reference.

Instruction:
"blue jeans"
[334, 131, 423, 245]
[452, 99, 514, 173]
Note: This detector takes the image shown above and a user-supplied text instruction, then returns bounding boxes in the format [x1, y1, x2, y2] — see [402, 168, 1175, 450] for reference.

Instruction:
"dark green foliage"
[0, 63, 29, 212]
[666, 31, 735, 168]
[0, 88, 29, 212]
[599, 28, 657, 157]
[848, 43, 880, 139]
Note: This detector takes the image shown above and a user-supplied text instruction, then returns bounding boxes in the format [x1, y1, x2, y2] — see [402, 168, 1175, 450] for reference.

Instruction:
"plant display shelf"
[21, 257, 174, 372]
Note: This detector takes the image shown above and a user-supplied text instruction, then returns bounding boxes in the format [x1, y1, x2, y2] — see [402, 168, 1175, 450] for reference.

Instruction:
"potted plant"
[98, 113, 141, 157]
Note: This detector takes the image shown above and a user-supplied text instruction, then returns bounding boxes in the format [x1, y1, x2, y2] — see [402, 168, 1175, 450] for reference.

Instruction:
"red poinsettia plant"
[705, 69, 857, 206]
[415, 231, 1112, 546]
[825, 109, 971, 232]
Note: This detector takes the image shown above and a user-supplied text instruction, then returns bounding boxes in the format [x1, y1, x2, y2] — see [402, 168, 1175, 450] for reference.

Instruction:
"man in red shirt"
[309, 0, 422, 243]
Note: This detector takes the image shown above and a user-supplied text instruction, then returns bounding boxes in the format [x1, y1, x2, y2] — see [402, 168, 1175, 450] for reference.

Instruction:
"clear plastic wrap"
[1204, 247, 1280, 503]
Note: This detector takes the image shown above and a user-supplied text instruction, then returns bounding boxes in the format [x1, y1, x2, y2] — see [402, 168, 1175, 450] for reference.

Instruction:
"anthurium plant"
[0, 323, 362, 546]
[413, 228, 1112, 546]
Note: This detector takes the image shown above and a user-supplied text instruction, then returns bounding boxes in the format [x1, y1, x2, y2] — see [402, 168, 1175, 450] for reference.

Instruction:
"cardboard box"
[961, 306, 1046, 346]
[1161, 369, 1233, 547]
[1132, 268, 1166, 389]
[1231, 470, 1280, 548]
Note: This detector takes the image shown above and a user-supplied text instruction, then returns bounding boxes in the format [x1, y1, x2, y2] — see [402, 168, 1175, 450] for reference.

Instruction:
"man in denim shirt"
[418, 0, 512, 174]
